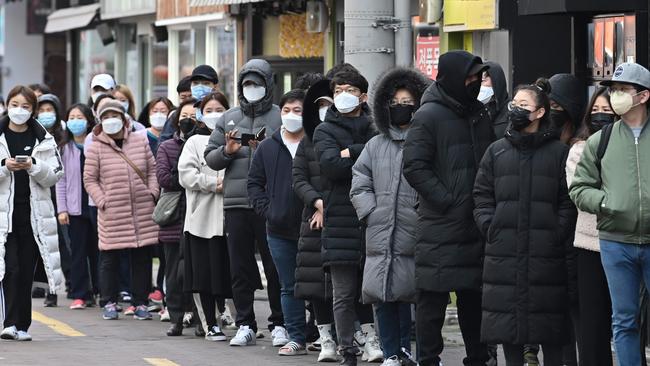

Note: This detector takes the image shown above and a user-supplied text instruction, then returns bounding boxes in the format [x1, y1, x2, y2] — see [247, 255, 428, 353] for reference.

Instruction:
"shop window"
[77, 28, 115, 103]
[151, 39, 169, 99]
[207, 24, 236, 105]
[588, 15, 634, 80]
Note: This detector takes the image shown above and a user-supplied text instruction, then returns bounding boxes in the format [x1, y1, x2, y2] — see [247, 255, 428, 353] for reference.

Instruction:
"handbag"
[152, 189, 183, 226]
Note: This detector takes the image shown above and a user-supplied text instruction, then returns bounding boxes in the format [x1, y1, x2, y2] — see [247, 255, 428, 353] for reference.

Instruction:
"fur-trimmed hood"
[370, 67, 431, 136]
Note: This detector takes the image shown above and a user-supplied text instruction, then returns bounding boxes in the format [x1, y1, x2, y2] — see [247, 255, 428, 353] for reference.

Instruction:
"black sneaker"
[166, 323, 183, 337]
[205, 326, 227, 341]
[44, 294, 57, 307]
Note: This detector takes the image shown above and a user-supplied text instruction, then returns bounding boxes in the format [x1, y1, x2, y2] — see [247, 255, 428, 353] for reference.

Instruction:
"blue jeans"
[375, 302, 412, 358]
[600, 239, 650, 366]
[267, 235, 306, 345]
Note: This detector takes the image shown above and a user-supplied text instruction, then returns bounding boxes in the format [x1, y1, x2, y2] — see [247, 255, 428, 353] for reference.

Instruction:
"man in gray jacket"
[204, 59, 286, 346]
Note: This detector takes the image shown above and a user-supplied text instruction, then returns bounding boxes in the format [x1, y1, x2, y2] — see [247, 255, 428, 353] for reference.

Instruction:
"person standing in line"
[83, 100, 160, 321]
[565, 87, 616, 366]
[480, 62, 510, 139]
[178, 92, 232, 342]
[350, 67, 430, 366]
[204, 59, 285, 347]
[570, 62, 650, 366]
[312, 70, 381, 365]
[549, 73, 586, 145]
[473, 79, 577, 366]
[28, 84, 51, 98]
[248, 89, 309, 355]
[114, 84, 137, 120]
[402, 50, 493, 366]
[159, 76, 194, 145]
[56, 103, 99, 310]
[0, 85, 64, 341]
[89, 73, 116, 106]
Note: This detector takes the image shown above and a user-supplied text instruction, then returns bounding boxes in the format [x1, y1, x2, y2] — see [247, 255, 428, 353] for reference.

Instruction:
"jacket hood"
[484, 62, 509, 111]
[549, 73, 585, 127]
[0, 115, 51, 143]
[303, 78, 332, 141]
[371, 67, 431, 136]
[238, 59, 275, 117]
[421, 81, 484, 117]
[436, 50, 486, 106]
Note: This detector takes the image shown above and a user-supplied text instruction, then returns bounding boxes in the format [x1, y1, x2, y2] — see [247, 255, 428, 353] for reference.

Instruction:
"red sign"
[416, 35, 440, 80]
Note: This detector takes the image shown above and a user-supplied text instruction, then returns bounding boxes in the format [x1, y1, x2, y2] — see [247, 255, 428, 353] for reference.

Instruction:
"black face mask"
[550, 109, 570, 130]
[508, 106, 534, 130]
[590, 112, 615, 133]
[466, 79, 482, 101]
[389, 105, 415, 127]
[179, 118, 195, 135]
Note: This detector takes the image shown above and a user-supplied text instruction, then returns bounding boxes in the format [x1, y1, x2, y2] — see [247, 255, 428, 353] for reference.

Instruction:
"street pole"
[394, 0, 412, 66]
[344, 0, 395, 87]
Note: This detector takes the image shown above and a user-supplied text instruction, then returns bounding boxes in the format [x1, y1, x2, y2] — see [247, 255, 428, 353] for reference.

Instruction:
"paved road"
[0, 293, 501, 366]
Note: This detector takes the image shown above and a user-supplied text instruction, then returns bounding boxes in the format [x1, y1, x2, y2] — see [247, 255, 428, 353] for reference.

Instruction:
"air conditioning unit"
[306, 0, 328, 33]
[420, 0, 442, 25]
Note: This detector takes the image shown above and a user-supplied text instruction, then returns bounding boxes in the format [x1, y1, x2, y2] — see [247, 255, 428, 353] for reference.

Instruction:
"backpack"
[594, 122, 614, 177]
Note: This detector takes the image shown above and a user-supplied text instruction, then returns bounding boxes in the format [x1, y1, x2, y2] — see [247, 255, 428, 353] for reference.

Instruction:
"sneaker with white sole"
[1, 326, 18, 340]
[182, 312, 193, 328]
[205, 325, 227, 341]
[316, 324, 338, 362]
[220, 313, 237, 330]
[308, 336, 322, 351]
[271, 326, 290, 347]
[16, 331, 32, 341]
[381, 356, 401, 366]
[278, 341, 307, 356]
[229, 325, 256, 346]
[159, 308, 170, 322]
[362, 334, 384, 362]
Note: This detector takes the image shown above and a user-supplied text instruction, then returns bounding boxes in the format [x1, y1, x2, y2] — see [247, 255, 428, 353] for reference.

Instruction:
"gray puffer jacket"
[204, 59, 282, 209]
[350, 67, 429, 304]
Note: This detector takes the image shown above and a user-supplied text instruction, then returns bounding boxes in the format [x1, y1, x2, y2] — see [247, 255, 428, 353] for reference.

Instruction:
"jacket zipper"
[635, 136, 643, 244]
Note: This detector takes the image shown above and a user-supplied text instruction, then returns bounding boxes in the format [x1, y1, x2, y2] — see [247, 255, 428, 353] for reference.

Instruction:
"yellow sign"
[443, 0, 497, 32]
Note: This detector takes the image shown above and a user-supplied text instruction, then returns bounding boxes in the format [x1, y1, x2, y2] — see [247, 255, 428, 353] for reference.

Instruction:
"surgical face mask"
[201, 112, 223, 130]
[102, 117, 124, 135]
[91, 92, 105, 104]
[334, 92, 360, 114]
[477, 86, 494, 104]
[508, 106, 535, 130]
[243, 85, 266, 103]
[120, 101, 130, 113]
[191, 84, 212, 100]
[590, 112, 615, 133]
[67, 119, 88, 137]
[8, 107, 31, 125]
[149, 112, 167, 130]
[610, 90, 642, 116]
[282, 112, 303, 133]
[319, 106, 329, 122]
[38, 112, 57, 129]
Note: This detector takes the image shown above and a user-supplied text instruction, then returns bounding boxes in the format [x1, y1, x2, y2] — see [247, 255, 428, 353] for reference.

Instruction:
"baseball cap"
[97, 100, 125, 119]
[468, 61, 489, 77]
[242, 73, 265, 87]
[190, 65, 219, 84]
[601, 62, 650, 90]
[91, 73, 116, 90]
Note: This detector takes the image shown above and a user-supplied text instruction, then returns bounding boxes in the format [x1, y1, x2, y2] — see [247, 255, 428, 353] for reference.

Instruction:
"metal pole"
[344, 0, 394, 87]
[394, 0, 411, 67]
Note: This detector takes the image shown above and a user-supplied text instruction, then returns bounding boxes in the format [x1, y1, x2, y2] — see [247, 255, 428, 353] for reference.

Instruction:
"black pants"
[577, 248, 613, 366]
[225, 209, 283, 332]
[3, 223, 39, 331]
[503, 344, 562, 366]
[312, 298, 334, 325]
[99, 246, 152, 307]
[193, 293, 226, 331]
[68, 215, 99, 300]
[154, 243, 165, 292]
[163, 241, 184, 324]
[416, 290, 489, 366]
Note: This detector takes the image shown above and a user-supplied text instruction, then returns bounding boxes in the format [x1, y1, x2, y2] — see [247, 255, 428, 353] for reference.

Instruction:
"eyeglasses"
[608, 86, 638, 94]
[507, 102, 538, 111]
[389, 99, 415, 107]
[333, 87, 361, 96]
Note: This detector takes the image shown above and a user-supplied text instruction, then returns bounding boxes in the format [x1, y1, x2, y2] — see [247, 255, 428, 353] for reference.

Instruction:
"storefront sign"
[443, 0, 497, 32]
[416, 35, 440, 80]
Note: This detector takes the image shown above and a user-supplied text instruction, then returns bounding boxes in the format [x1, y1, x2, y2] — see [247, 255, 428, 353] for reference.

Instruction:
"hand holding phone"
[15, 155, 29, 163]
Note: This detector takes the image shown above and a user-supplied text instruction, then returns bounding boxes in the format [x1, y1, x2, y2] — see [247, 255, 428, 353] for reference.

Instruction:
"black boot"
[44, 294, 58, 307]
[167, 323, 183, 337]
[339, 351, 357, 366]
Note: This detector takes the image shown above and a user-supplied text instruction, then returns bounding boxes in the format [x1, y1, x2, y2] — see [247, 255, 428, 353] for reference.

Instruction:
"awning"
[190, 0, 266, 5]
[518, 0, 643, 15]
[45, 4, 100, 34]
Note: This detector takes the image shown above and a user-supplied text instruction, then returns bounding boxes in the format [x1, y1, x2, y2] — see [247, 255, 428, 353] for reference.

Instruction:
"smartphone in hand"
[15, 155, 29, 163]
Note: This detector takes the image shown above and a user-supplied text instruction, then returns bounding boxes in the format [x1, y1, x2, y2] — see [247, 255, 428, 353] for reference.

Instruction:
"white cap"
[91, 73, 116, 90]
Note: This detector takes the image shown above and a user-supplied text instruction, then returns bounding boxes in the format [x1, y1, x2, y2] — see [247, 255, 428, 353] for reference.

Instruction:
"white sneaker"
[182, 312, 193, 328]
[0, 326, 18, 340]
[16, 331, 32, 341]
[354, 329, 367, 346]
[271, 326, 290, 347]
[229, 325, 256, 346]
[362, 334, 384, 362]
[220, 313, 237, 330]
[159, 308, 170, 322]
[381, 356, 401, 366]
[316, 324, 338, 362]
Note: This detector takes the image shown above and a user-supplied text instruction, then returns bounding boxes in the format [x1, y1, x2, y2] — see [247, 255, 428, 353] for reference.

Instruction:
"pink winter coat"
[83, 124, 160, 250]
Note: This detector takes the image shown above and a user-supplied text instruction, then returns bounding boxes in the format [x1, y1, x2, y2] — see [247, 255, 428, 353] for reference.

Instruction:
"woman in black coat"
[473, 79, 577, 366]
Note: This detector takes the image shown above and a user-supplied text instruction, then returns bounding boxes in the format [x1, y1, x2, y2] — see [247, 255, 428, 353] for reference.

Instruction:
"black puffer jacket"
[313, 105, 375, 267]
[293, 79, 333, 299]
[403, 50, 495, 292]
[484, 62, 510, 138]
[473, 124, 577, 345]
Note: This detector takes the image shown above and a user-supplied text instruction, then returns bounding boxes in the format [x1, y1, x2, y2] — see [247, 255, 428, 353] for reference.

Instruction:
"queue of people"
[0, 52, 649, 366]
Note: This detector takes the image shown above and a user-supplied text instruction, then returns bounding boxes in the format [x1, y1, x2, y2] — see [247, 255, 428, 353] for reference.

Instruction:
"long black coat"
[313, 105, 375, 267]
[403, 52, 495, 292]
[473, 126, 577, 345]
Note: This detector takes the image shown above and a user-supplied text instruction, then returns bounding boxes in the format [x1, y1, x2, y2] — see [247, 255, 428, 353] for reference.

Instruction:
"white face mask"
[477, 86, 495, 104]
[201, 112, 223, 130]
[282, 112, 303, 133]
[120, 101, 130, 113]
[102, 117, 124, 135]
[243, 86, 266, 103]
[8, 107, 31, 125]
[149, 112, 167, 130]
[334, 92, 360, 114]
[319, 106, 328, 122]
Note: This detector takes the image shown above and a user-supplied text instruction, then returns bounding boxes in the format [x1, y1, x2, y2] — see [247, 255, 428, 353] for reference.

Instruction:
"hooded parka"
[402, 51, 495, 293]
[483, 62, 510, 138]
[473, 123, 577, 345]
[350, 67, 429, 304]
[204, 59, 282, 209]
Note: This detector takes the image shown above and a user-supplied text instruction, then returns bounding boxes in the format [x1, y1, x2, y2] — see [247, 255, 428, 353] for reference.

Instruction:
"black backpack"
[594, 122, 615, 177]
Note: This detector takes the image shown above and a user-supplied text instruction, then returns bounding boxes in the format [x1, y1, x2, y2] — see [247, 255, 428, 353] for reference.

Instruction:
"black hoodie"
[403, 50, 495, 292]
[483, 62, 510, 138]
[549, 73, 585, 137]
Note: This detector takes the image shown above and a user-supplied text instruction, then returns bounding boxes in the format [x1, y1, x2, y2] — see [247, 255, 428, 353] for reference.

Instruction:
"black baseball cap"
[190, 65, 219, 84]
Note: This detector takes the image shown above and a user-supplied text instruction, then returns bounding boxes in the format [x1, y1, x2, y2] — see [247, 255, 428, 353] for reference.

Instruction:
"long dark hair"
[199, 92, 230, 113]
[63, 103, 96, 143]
[512, 78, 553, 131]
[573, 87, 616, 144]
